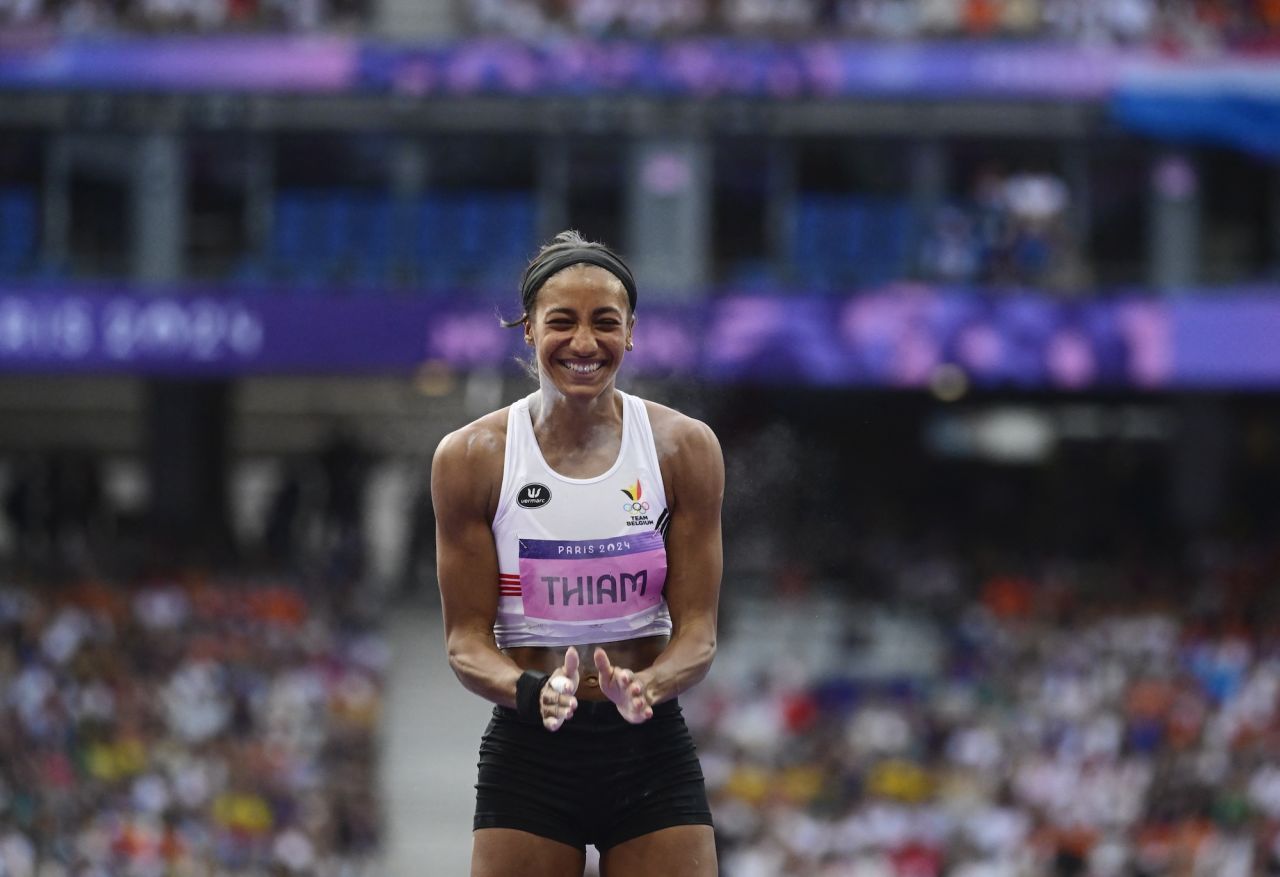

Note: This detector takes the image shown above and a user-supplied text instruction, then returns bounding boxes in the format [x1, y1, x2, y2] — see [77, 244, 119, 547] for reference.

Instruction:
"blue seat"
[858, 198, 914, 286]
[340, 194, 394, 289]
[0, 189, 38, 275]
[320, 191, 356, 268]
[836, 199, 870, 285]
[407, 191, 538, 292]
[487, 194, 536, 284]
[790, 194, 920, 292]
[793, 196, 852, 292]
[413, 197, 451, 287]
[270, 188, 374, 287]
[722, 259, 776, 290]
[269, 192, 312, 278]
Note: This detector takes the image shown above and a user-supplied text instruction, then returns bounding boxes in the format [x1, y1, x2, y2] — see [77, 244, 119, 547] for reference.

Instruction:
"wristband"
[516, 670, 551, 724]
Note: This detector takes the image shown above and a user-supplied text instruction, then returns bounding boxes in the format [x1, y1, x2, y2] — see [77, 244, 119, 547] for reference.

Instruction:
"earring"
[625, 341, 634, 351]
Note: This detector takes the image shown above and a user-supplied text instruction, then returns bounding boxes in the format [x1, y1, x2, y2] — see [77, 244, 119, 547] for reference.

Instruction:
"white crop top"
[490, 391, 673, 649]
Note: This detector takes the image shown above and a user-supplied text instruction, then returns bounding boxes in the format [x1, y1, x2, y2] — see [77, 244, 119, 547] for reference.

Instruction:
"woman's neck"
[529, 384, 622, 435]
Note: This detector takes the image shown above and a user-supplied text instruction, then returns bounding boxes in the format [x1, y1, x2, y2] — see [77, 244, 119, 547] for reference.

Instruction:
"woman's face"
[525, 264, 634, 402]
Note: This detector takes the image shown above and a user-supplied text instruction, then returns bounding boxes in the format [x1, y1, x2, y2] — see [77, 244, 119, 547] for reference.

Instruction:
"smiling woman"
[524, 267, 630, 397]
[431, 231, 724, 877]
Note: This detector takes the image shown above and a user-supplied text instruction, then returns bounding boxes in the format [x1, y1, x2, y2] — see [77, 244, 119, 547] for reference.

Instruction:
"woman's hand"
[542, 646, 580, 732]
[594, 647, 654, 724]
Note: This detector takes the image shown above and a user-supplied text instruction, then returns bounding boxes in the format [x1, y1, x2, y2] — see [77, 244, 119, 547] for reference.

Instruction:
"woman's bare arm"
[432, 418, 525, 708]
[595, 409, 724, 716]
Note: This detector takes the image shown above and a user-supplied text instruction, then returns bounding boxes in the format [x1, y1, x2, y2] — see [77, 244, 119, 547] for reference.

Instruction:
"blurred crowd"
[0, 0, 369, 34]
[687, 538, 1280, 876]
[2, 453, 105, 574]
[918, 167, 1082, 290]
[0, 574, 384, 876]
[466, 0, 1280, 46]
[2, 430, 381, 581]
[4, 0, 1280, 43]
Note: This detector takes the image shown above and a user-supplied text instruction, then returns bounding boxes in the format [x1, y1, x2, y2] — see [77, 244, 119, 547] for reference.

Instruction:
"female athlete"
[432, 230, 724, 876]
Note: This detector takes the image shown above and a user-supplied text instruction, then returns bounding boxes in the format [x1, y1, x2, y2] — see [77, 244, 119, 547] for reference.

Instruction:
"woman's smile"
[560, 359, 605, 375]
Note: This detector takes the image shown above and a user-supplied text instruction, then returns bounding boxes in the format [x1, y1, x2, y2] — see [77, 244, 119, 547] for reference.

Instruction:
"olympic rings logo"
[623, 501, 651, 513]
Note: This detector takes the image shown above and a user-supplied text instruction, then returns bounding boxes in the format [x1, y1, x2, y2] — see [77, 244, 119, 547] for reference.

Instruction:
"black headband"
[521, 248, 637, 317]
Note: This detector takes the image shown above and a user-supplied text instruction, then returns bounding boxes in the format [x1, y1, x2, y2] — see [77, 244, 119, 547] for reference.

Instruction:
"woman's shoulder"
[640, 398, 721, 464]
[433, 406, 512, 473]
[431, 406, 514, 519]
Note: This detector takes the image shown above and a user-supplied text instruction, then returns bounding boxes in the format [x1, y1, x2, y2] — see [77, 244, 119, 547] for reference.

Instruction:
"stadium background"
[2, 1, 1280, 875]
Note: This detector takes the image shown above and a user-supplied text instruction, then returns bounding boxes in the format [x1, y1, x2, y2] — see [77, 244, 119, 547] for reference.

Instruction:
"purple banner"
[1173, 292, 1280, 388]
[356, 39, 1134, 99]
[696, 289, 1172, 389]
[1, 284, 1279, 389]
[1, 37, 1276, 100]
[0, 37, 1158, 98]
[0, 36, 356, 92]
[0, 288, 435, 375]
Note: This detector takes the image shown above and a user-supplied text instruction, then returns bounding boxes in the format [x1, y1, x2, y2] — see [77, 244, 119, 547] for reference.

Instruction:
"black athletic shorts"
[474, 698, 713, 851]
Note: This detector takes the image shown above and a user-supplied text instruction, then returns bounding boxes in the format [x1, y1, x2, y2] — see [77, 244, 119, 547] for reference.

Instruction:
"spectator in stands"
[318, 425, 373, 579]
[919, 166, 1078, 290]
[457, 0, 1271, 47]
[0, 0, 369, 33]
[919, 205, 981, 283]
[263, 463, 306, 569]
[399, 480, 436, 596]
[1, 453, 104, 570]
[0, 575, 385, 876]
[686, 534, 1280, 876]
[3, 455, 44, 565]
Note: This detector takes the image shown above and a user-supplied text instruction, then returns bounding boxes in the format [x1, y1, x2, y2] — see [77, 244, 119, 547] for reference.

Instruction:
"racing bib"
[518, 531, 668, 623]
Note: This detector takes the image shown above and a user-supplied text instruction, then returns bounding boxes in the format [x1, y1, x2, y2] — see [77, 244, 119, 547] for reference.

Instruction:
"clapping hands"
[540, 645, 654, 731]
[593, 647, 654, 724]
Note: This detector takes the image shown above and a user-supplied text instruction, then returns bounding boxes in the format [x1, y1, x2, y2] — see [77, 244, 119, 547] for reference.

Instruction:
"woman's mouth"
[560, 360, 603, 375]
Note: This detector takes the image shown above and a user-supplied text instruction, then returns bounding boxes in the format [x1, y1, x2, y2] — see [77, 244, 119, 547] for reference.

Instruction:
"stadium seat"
[791, 194, 918, 292]
[0, 188, 38, 276]
[254, 188, 537, 293]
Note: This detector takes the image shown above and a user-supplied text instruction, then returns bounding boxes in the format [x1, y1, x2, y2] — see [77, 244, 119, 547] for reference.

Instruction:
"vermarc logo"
[517, 483, 552, 509]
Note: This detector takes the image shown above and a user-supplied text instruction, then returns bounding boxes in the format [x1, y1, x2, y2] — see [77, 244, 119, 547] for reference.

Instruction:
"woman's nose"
[569, 325, 596, 352]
